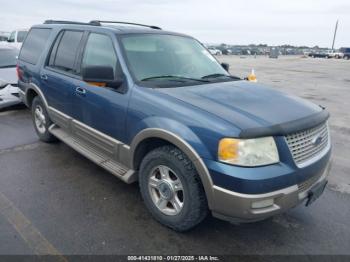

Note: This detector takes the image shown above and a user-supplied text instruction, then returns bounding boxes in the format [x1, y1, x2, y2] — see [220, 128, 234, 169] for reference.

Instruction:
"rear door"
[40, 30, 85, 116]
[72, 32, 129, 142]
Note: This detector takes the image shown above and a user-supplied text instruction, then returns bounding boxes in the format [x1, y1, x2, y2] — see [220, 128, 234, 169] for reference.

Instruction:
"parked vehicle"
[221, 48, 232, 55]
[7, 29, 28, 49]
[333, 50, 344, 59]
[0, 44, 21, 109]
[308, 50, 328, 58]
[208, 47, 222, 55]
[0, 31, 10, 42]
[269, 47, 279, 58]
[339, 47, 350, 59]
[18, 20, 332, 231]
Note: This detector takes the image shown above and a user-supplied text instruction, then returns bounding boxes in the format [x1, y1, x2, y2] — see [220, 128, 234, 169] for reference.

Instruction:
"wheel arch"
[25, 83, 49, 109]
[130, 128, 215, 207]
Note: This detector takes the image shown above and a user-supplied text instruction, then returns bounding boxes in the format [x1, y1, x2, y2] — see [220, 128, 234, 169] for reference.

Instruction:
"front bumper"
[210, 160, 332, 223]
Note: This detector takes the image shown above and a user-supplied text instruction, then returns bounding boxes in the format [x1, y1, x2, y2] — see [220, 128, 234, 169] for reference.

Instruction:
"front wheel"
[139, 145, 208, 231]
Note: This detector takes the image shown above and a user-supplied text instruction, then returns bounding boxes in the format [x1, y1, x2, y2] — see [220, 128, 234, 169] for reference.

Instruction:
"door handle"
[40, 74, 48, 80]
[75, 87, 86, 96]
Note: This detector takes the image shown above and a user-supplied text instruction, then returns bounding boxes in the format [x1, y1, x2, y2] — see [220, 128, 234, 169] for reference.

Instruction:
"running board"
[49, 125, 136, 184]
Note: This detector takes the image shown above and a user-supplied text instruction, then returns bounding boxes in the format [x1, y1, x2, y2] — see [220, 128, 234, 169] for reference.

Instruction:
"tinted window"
[19, 28, 51, 65]
[8, 31, 15, 42]
[82, 33, 117, 74]
[0, 49, 19, 68]
[17, 31, 28, 42]
[51, 30, 83, 73]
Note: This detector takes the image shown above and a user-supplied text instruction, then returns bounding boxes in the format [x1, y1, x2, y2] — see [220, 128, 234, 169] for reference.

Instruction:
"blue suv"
[17, 20, 332, 231]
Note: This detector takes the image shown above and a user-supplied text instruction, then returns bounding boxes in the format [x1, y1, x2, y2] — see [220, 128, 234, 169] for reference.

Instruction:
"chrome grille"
[286, 122, 330, 167]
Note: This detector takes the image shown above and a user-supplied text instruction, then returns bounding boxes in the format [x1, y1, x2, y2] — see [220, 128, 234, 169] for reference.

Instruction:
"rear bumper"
[210, 160, 332, 223]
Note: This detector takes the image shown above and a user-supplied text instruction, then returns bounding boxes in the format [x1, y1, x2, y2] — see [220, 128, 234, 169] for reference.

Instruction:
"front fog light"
[251, 199, 274, 209]
[218, 137, 279, 166]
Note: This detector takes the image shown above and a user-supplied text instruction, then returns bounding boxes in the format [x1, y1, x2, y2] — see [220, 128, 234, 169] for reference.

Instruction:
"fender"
[24, 82, 50, 110]
[130, 128, 215, 208]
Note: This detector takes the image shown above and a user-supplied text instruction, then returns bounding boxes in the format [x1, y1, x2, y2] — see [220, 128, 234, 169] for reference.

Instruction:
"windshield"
[0, 49, 18, 68]
[120, 34, 230, 83]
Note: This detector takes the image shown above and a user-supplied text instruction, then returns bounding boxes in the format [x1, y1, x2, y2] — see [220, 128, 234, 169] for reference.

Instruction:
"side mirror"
[82, 66, 122, 88]
[221, 62, 229, 72]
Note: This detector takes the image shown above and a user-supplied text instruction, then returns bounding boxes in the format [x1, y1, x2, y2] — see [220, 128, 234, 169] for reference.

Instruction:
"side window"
[19, 28, 52, 65]
[82, 33, 117, 75]
[17, 31, 28, 43]
[49, 30, 84, 73]
[8, 31, 15, 42]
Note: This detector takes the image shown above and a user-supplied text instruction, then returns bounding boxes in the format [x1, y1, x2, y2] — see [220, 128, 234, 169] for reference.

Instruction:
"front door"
[72, 32, 129, 143]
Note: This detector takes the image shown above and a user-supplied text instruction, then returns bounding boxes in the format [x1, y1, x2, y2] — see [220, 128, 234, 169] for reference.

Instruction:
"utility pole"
[331, 20, 338, 50]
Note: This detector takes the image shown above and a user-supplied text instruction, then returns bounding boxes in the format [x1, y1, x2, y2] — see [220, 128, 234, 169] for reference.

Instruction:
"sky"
[0, 0, 349, 48]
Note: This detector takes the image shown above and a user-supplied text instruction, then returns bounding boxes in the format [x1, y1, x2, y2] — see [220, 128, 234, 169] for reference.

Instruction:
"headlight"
[218, 137, 279, 166]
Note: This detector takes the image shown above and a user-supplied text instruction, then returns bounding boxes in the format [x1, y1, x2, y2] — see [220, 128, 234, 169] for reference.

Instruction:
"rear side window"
[19, 28, 51, 65]
[49, 30, 83, 73]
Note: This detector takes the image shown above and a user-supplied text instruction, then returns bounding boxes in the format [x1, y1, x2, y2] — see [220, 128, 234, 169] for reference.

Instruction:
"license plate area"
[305, 180, 328, 206]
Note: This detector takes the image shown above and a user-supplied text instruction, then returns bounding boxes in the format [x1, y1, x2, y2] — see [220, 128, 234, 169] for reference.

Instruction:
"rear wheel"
[139, 145, 208, 231]
[32, 96, 57, 142]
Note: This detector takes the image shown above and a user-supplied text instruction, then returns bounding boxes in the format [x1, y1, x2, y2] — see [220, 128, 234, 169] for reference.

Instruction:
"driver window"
[82, 33, 117, 75]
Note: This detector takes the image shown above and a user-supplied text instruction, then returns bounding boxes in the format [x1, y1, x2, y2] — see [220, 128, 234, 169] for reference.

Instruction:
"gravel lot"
[0, 55, 349, 257]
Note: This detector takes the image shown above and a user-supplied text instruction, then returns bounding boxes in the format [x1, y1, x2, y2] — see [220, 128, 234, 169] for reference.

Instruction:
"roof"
[32, 20, 190, 37]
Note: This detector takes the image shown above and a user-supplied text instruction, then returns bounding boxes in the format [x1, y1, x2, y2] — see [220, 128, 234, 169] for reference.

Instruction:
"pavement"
[0, 56, 350, 256]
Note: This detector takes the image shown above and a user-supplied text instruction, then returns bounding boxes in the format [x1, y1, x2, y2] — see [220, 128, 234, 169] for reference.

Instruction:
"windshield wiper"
[141, 75, 209, 82]
[201, 73, 241, 80]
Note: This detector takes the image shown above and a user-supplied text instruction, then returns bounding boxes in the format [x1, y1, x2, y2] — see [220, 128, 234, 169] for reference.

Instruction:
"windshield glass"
[0, 49, 18, 68]
[120, 34, 229, 83]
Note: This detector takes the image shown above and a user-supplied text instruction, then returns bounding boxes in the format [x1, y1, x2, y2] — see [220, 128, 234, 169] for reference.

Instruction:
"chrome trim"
[48, 106, 132, 168]
[285, 122, 331, 168]
[213, 184, 298, 199]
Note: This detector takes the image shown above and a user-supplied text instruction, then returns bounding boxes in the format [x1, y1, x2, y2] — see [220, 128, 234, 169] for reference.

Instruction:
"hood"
[157, 80, 327, 137]
[0, 67, 17, 85]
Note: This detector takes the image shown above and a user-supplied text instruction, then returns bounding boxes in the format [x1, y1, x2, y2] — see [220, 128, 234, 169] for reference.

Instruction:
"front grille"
[286, 121, 330, 167]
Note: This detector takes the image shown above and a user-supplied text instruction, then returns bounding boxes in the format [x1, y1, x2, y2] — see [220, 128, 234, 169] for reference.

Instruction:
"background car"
[339, 47, 350, 59]
[208, 47, 222, 55]
[6, 29, 28, 49]
[0, 31, 10, 42]
[0, 44, 21, 110]
[308, 50, 328, 58]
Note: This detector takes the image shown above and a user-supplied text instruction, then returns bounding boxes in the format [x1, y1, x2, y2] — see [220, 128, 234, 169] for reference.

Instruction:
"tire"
[31, 96, 57, 143]
[139, 145, 208, 231]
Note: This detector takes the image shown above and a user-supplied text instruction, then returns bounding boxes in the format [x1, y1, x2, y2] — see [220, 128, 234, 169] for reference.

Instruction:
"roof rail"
[90, 20, 161, 30]
[44, 20, 100, 26]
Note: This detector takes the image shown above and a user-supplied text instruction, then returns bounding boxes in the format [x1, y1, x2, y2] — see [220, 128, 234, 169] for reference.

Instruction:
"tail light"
[16, 65, 23, 81]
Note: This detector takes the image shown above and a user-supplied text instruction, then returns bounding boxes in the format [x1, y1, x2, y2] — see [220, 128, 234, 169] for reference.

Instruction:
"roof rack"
[89, 20, 161, 30]
[44, 20, 100, 26]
